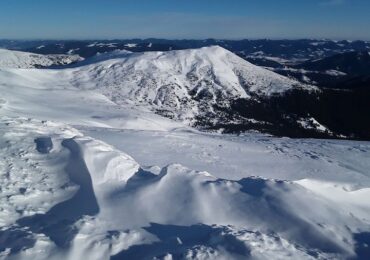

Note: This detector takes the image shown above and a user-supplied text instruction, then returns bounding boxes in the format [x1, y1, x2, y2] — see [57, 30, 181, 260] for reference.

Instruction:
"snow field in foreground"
[0, 118, 369, 259]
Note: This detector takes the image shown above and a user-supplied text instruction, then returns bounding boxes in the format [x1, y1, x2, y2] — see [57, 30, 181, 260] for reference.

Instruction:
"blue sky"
[0, 0, 369, 40]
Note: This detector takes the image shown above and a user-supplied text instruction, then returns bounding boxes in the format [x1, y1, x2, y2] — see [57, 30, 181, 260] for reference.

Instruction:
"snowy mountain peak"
[71, 46, 313, 123]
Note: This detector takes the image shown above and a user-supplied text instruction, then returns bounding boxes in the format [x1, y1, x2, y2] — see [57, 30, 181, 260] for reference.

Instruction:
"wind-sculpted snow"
[0, 118, 369, 259]
[0, 119, 80, 228]
[0, 49, 82, 69]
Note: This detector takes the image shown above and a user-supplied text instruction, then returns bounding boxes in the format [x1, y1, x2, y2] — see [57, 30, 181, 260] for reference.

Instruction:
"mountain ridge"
[0, 48, 82, 68]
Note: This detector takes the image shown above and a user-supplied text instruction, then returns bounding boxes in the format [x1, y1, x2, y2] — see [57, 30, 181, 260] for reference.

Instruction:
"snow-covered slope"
[0, 47, 369, 259]
[70, 46, 314, 122]
[0, 49, 82, 68]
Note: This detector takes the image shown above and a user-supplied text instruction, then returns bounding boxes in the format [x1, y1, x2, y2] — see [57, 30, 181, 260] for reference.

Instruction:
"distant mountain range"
[1, 39, 369, 60]
[2, 38, 369, 86]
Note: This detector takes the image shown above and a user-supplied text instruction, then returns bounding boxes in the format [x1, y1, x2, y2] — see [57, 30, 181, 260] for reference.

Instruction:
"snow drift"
[1, 118, 369, 259]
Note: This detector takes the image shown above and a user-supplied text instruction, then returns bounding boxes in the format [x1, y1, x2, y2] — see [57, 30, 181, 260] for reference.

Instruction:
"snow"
[67, 48, 80, 55]
[124, 43, 138, 48]
[297, 117, 333, 134]
[325, 69, 347, 76]
[0, 48, 369, 259]
[87, 42, 117, 48]
[309, 41, 329, 47]
[248, 54, 291, 65]
[0, 49, 82, 68]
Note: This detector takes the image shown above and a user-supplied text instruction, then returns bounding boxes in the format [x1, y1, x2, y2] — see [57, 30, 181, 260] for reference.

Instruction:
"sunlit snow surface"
[0, 49, 82, 69]
[0, 48, 369, 260]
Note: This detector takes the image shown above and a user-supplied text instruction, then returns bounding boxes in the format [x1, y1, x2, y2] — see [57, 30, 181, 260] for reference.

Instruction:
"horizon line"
[1, 37, 369, 42]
